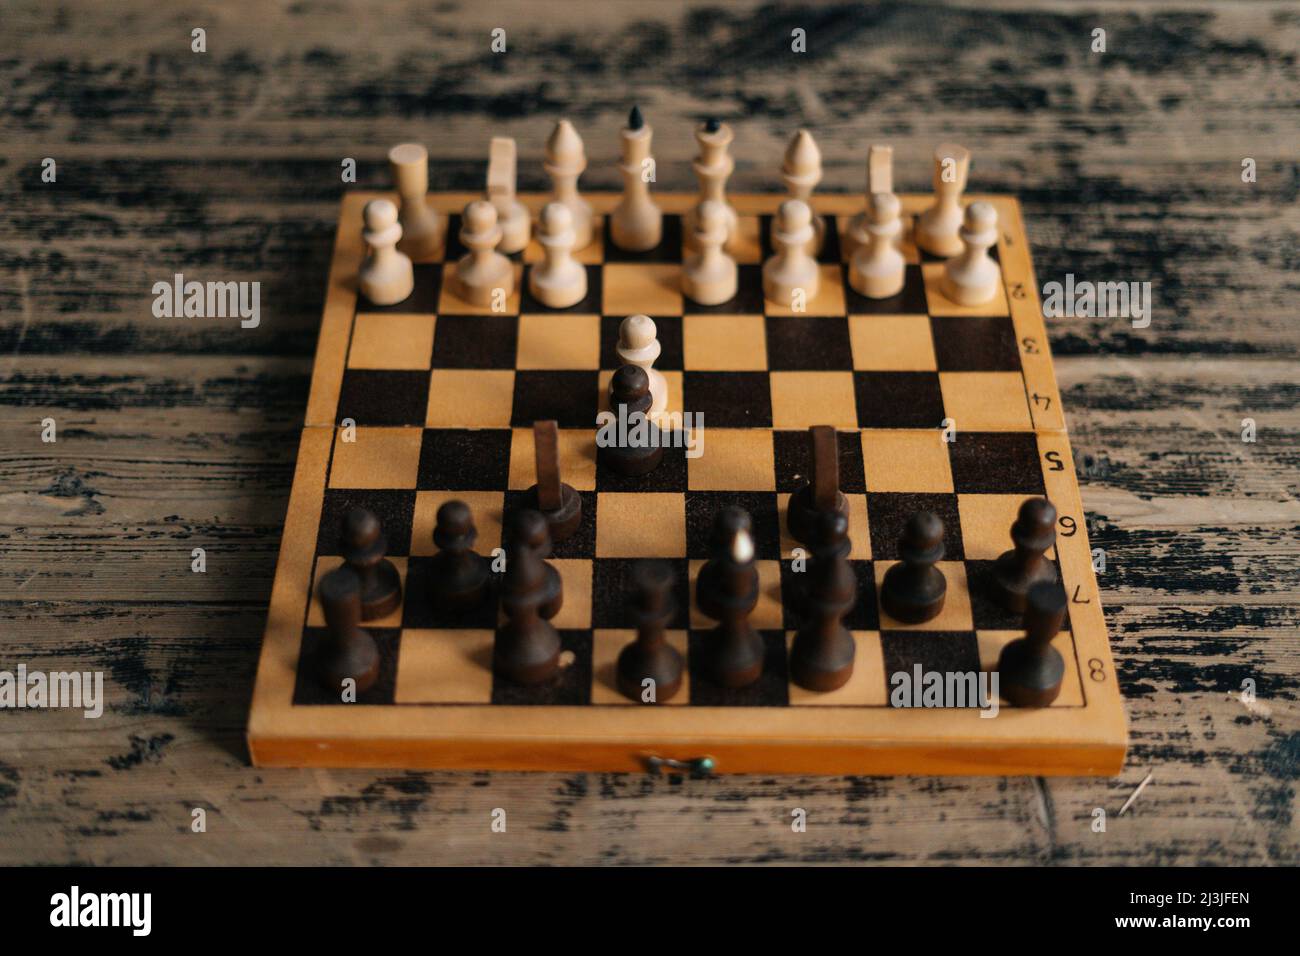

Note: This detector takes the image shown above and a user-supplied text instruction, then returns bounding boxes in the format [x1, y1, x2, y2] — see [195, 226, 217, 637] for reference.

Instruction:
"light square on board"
[602, 264, 683, 315]
[688, 559, 784, 629]
[956, 493, 1056, 562]
[682, 314, 768, 370]
[425, 369, 515, 428]
[849, 315, 937, 371]
[394, 629, 495, 703]
[550, 559, 594, 629]
[507, 426, 597, 491]
[769, 371, 858, 429]
[436, 263, 524, 315]
[874, 560, 974, 631]
[597, 492, 686, 558]
[590, 629, 690, 705]
[523, 217, 605, 265]
[410, 490, 505, 557]
[778, 491, 871, 560]
[330, 427, 422, 489]
[939, 372, 1032, 431]
[516, 313, 601, 369]
[976, 630, 1084, 707]
[764, 264, 846, 317]
[861, 429, 955, 494]
[307, 555, 408, 628]
[348, 314, 436, 370]
[687, 428, 775, 491]
[787, 631, 888, 706]
[921, 262, 1010, 317]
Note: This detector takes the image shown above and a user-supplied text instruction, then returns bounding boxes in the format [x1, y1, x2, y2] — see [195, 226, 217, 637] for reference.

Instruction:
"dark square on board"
[591, 558, 691, 629]
[603, 215, 683, 263]
[878, 630, 983, 702]
[293, 628, 400, 705]
[685, 491, 781, 560]
[780, 559, 878, 631]
[930, 315, 1020, 372]
[417, 428, 512, 490]
[947, 432, 1045, 495]
[431, 314, 519, 369]
[503, 489, 597, 559]
[764, 315, 854, 371]
[853, 371, 946, 428]
[317, 489, 417, 556]
[866, 492, 965, 561]
[336, 369, 430, 426]
[510, 370, 601, 428]
[682, 371, 772, 428]
[490, 630, 593, 705]
[772, 428, 866, 493]
[401, 556, 501, 629]
[687, 630, 789, 707]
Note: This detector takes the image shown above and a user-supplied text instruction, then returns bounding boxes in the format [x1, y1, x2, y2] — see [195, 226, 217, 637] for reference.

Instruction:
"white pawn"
[941, 202, 1001, 306]
[359, 199, 413, 306]
[544, 119, 593, 251]
[616, 315, 666, 417]
[762, 199, 819, 308]
[454, 200, 514, 308]
[849, 193, 905, 299]
[529, 203, 586, 309]
[682, 200, 737, 306]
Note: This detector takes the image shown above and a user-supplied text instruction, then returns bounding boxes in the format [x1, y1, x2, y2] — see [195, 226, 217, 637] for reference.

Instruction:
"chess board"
[247, 190, 1127, 775]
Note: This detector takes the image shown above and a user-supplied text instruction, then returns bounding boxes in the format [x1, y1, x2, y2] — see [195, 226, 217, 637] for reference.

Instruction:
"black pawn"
[880, 511, 947, 624]
[790, 511, 857, 692]
[997, 581, 1067, 707]
[494, 539, 562, 686]
[617, 561, 683, 703]
[341, 507, 402, 620]
[603, 365, 664, 477]
[429, 500, 489, 611]
[509, 509, 563, 621]
[696, 507, 763, 688]
[992, 497, 1059, 614]
[316, 567, 380, 695]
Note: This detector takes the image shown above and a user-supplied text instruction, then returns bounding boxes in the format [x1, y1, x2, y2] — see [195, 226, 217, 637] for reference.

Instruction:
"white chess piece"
[529, 203, 586, 308]
[849, 193, 905, 300]
[544, 119, 593, 251]
[684, 120, 739, 252]
[846, 144, 895, 258]
[616, 314, 666, 417]
[682, 200, 737, 306]
[388, 143, 445, 260]
[610, 106, 662, 252]
[780, 129, 824, 256]
[941, 201, 1001, 306]
[916, 142, 971, 258]
[454, 200, 514, 308]
[487, 136, 530, 254]
[762, 199, 819, 308]
[358, 198, 414, 306]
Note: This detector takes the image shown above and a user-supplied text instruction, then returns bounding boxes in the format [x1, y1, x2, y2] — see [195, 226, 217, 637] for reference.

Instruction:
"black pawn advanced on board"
[616, 560, 683, 703]
[603, 364, 664, 477]
[997, 581, 1067, 707]
[494, 536, 562, 686]
[341, 507, 403, 620]
[696, 507, 764, 688]
[880, 511, 947, 624]
[429, 500, 490, 611]
[509, 508, 563, 621]
[991, 497, 1059, 614]
[789, 510, 857, 692]
[316, 566, 380, 696]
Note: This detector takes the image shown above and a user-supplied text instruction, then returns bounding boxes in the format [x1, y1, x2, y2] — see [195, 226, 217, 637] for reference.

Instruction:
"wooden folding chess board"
[247, 190, 1127, 775]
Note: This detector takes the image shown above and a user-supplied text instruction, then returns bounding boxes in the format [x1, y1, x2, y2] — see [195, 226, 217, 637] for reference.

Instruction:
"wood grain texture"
[0, 0, 1296, 865]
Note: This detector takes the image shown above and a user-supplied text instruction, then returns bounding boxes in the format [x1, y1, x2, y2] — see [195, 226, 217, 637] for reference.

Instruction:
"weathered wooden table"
[2, 0, 1295, 865]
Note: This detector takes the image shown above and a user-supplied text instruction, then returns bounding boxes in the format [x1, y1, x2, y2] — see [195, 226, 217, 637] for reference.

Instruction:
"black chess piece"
[616, 560, 683, 703]
[789, 510, 857, 691]
[603, 364, 664, 477]
[316, 566, 381, 695]
[696, 507, 764, 688]
[996, 581, 1067, 707]
[508, 509, 563, 621]
[880, 511, 947, 623]
[341, 507, 403, 620]
[429, 499, 490, 611]
[494, 539, 562, 686]
[525, 419, 582, 543]
[786, 425, 848, 546]
[991, 497, 1060, 614]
